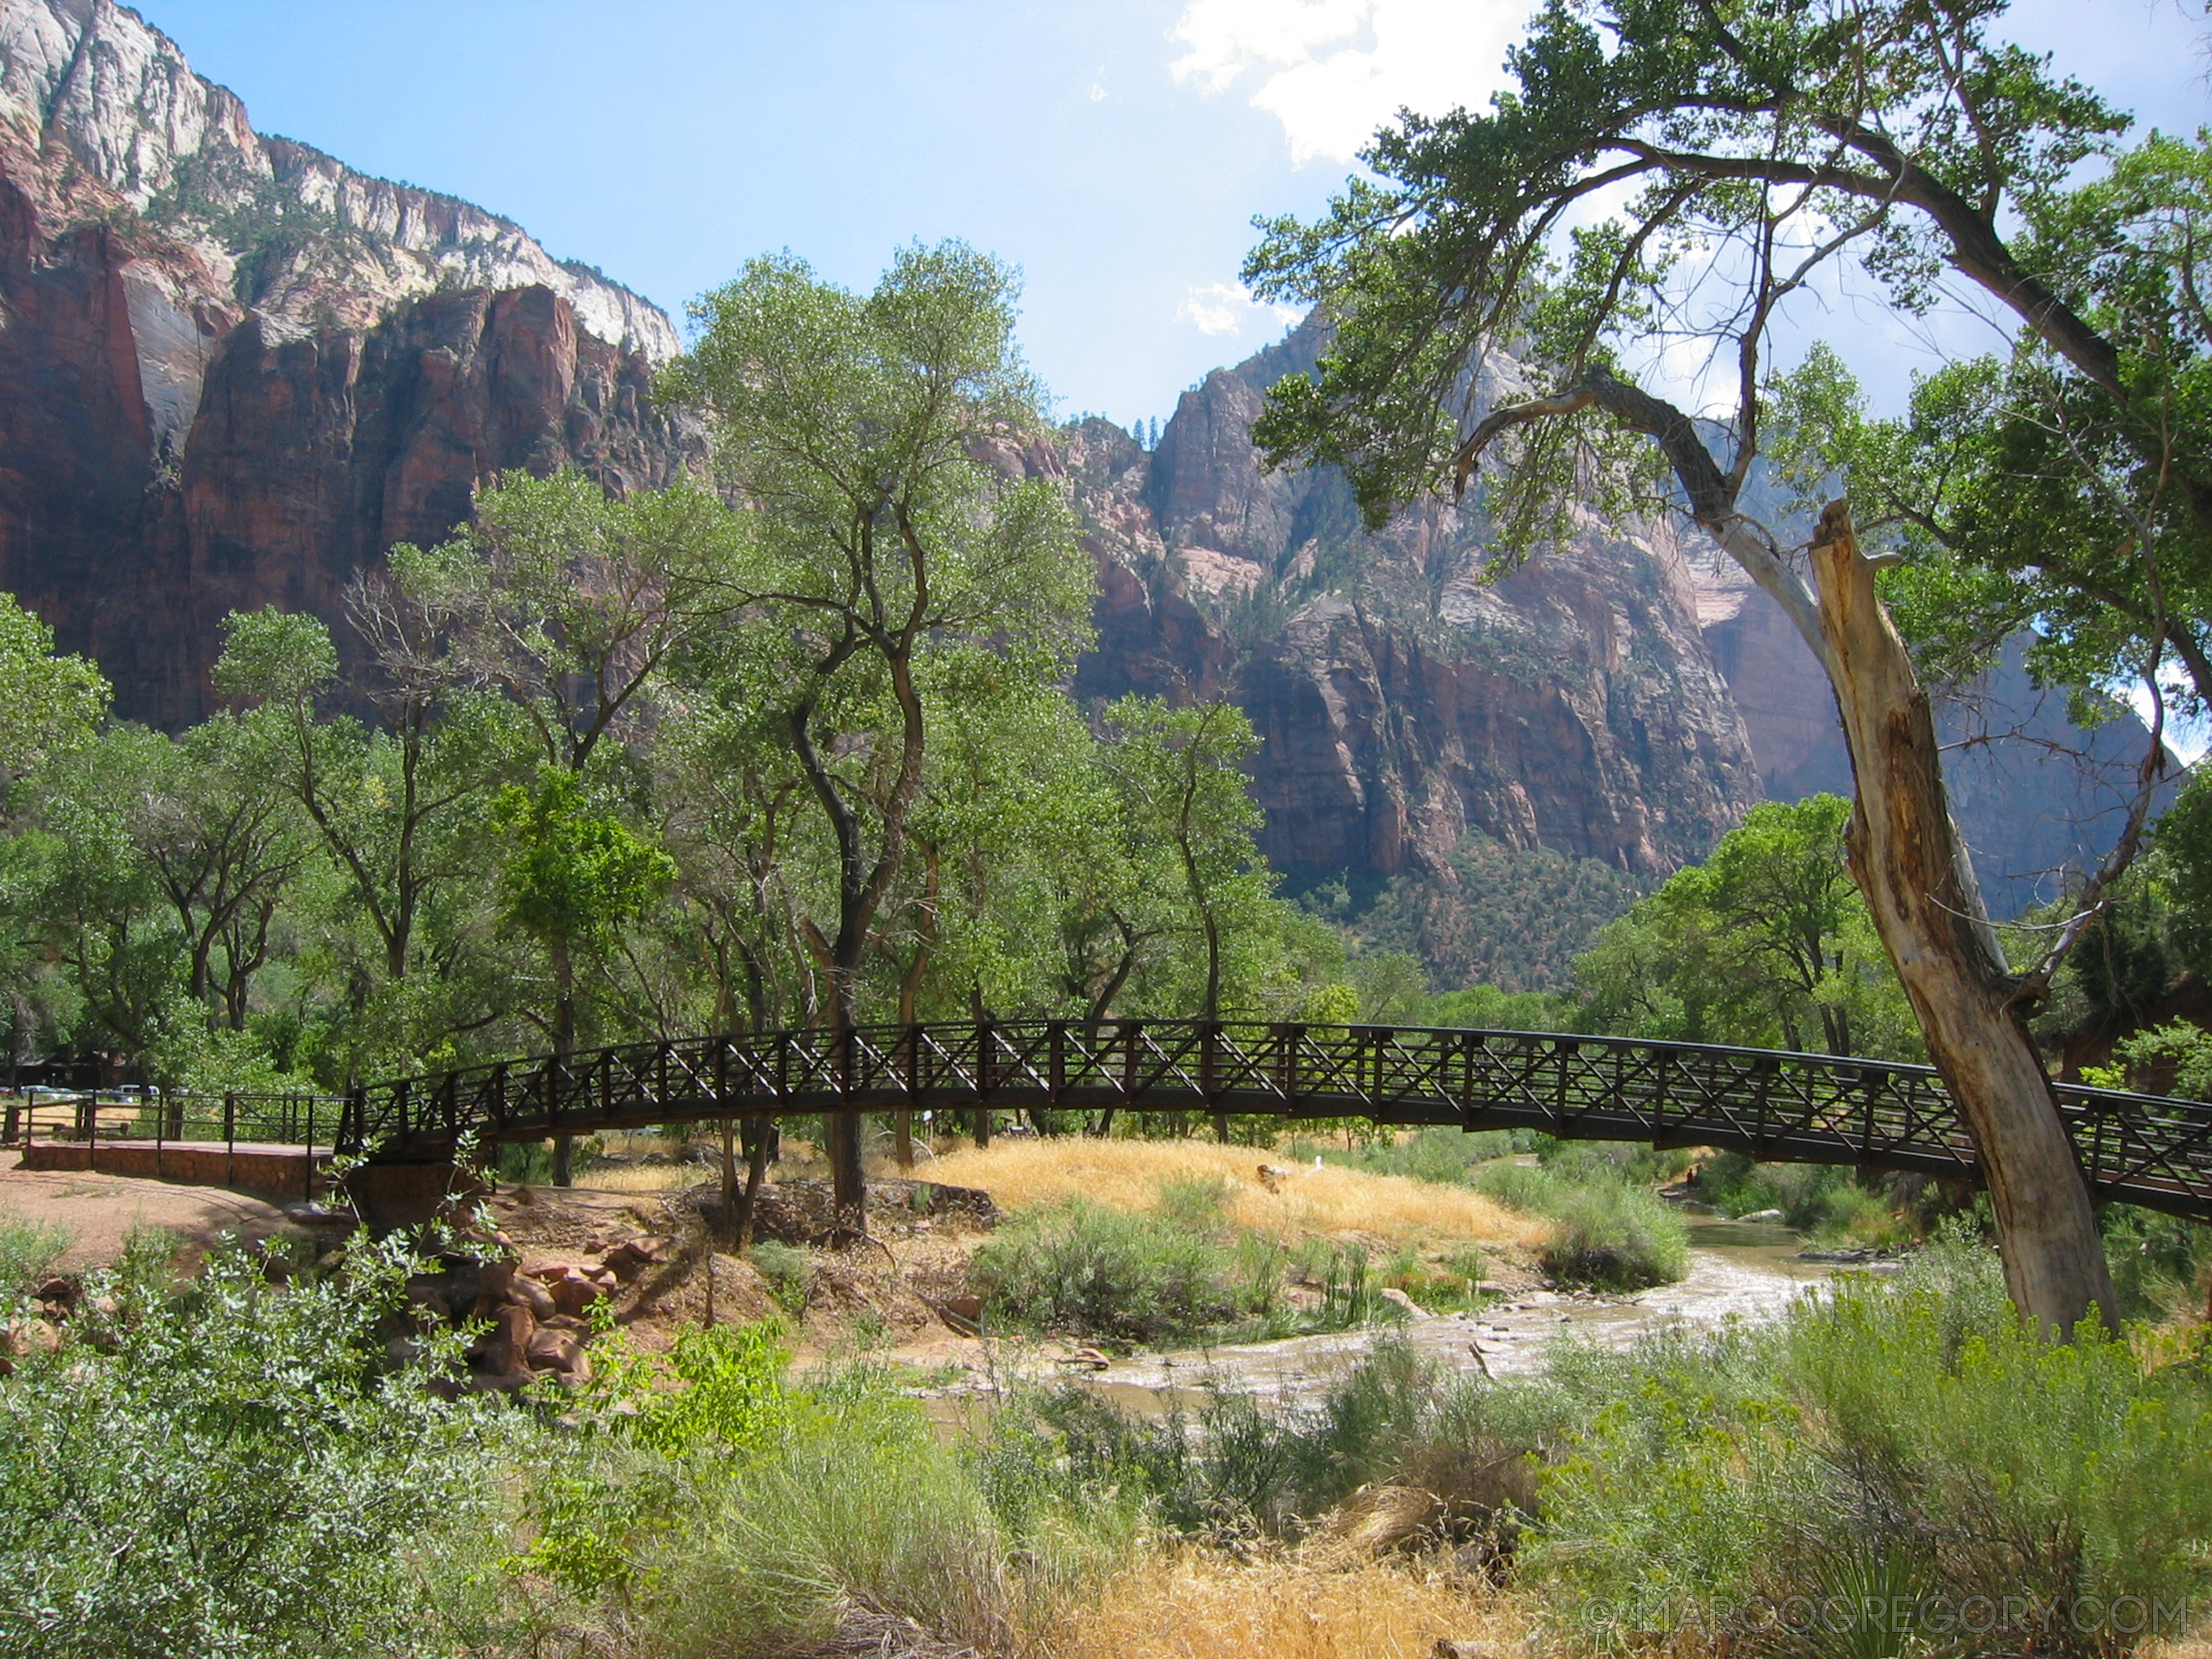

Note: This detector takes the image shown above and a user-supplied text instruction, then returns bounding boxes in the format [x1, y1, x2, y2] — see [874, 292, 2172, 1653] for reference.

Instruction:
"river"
[1073, 1216, 1849, 1416]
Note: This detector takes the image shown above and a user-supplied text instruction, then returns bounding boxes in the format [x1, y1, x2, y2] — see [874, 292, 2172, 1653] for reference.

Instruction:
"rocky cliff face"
[0, 0, 690, 722]
[1070, 323, 1764, 882]
[1690, 546, 2169, 911]
[2, 0, 2147, 918]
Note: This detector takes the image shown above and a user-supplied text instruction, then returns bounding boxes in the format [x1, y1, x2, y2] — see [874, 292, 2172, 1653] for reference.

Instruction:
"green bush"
[0, 1211, 71, 1297]
[1535, 1179, 1690, 1290]
[971, 1194, 1260, 1340]
[0, 1238, 512, 1657]
[636, 1372, 1012, 1656]
[1534, 1237, 2212, 1651]
[1475, 1162, 1690, 1290]
[745, 1240, 813, 1314]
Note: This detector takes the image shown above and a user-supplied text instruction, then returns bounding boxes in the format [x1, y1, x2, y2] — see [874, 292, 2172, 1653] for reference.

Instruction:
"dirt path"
[0, 1159, 301, 1270]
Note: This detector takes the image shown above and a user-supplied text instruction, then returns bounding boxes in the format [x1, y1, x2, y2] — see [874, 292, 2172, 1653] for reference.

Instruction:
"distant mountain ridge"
[0, 0, 676, 358]
[0, 0, 692, 725]
[0, 0, 2160, 950]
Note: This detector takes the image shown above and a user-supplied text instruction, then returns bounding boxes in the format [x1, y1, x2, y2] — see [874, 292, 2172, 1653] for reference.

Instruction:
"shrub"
[0, 1238, 512, 1657]
[745, 1240, 813, 1314]
[1534, 1238, 2212, 1652]
[0, 1212, 70, 1297]
[1535, 1179, 1689, 1290]
[1473, 1162, 1689, 1290]
[972, 1195, 1253, 1340]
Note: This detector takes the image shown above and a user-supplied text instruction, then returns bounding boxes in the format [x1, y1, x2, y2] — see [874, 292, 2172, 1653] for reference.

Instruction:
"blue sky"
[140, 0, 2209, 434]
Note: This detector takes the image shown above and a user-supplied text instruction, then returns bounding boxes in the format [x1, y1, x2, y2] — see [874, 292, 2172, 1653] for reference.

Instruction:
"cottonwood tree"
[0, 594, 106, 801]
[492, 768, 675, 1183]
[1244, 0, 2190, 1331]
[1099, 696, 1274, 1140]
[1575, 794, 1919, 1059]
[665, 243, 1092, 1216]
[215, 554, 516, 1078]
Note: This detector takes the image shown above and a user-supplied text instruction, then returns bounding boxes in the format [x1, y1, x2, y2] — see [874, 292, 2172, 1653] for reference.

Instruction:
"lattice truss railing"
[335, 1022, 2212, 1221]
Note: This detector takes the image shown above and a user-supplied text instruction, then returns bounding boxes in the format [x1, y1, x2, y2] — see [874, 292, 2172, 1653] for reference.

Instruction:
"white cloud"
[1177, 281, 1303, 337]
[1168, 0, 1533, 166]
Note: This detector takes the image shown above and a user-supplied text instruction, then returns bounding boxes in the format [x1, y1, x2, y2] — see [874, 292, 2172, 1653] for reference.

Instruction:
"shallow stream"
[1073, 1216, 1848, 1416]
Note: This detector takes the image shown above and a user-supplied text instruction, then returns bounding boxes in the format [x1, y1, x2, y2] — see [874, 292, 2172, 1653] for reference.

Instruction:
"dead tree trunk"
[1810, 503, 2117, 1335]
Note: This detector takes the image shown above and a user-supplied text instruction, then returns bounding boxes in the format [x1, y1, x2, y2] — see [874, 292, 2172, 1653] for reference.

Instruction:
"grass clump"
[971, 1178, 1276, 1341]
[0, 1211, 72, 1296]
[744, 1239, 813, 1315]
[1530, 1233, 2212, 1652]
[1475, 1161, 1688, 1290]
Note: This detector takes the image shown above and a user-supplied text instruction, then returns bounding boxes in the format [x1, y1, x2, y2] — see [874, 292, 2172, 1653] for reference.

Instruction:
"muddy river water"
[1065, 1218, 1851, 1417]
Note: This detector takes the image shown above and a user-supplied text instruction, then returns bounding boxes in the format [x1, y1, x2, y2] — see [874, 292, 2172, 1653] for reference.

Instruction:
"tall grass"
[0, 1211, 72, 1295]
[923, 1136, 1541, 1250]
[1474, 1162, 1689, 1289]
[970, 1179, 1281, 1341]
[1530, 1236, 2212, 1652]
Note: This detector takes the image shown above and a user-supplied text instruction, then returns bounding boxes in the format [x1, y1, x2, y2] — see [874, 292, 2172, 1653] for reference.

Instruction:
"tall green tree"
[0, 593, 107, 799]
[1243, 0, 2174, 1332]
[491, 768, 675, 1093]
[1100, 696, 1274, 1140]
[665, 242, 1092, 1213]
[215, 554, 516, 1080]
[1575, 795, 1920, 1059]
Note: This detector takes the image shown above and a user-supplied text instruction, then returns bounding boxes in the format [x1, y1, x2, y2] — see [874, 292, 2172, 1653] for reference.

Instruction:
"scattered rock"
[550, 1270, 605, 1318]
[509, 1275, 557, 1321]
[2, 1319, 61, 1359]
[474, 1303, 535, 1378]
[1738, 1208, 1785, 1224]
[527, 1329, 590, 1376]
[1379, 1286, 1428, 1317]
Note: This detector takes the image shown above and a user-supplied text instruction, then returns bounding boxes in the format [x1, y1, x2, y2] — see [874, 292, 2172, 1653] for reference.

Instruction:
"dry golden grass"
[921, 1137, 1543, 1250]
[579, 1163, 713, 1193]
[1034, 1549, 1526, 1659]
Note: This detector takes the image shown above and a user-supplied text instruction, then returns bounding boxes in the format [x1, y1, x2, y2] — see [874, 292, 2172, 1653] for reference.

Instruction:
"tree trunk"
[736, 1114, 770, 1251]
[1810, 503, 2117, 1335]
[718, 1114, 739, 1245]
[551, 932, 576, 1188]
[824, 978, 867, 1220]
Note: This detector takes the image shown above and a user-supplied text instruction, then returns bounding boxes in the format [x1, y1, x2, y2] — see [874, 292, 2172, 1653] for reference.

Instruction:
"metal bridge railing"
[318, 1020, 2212, 1223]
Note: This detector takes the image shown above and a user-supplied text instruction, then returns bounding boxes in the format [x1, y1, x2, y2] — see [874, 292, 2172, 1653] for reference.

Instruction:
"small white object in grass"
[1312, 1155, 1323, 1171]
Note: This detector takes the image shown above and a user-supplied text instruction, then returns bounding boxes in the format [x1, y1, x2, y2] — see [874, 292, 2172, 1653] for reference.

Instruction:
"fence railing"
[5, 1089, 347, 1197]
[320, 1020, 2212, 1223]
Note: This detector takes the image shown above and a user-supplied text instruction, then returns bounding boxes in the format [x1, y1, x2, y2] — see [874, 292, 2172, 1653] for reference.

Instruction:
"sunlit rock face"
[1067, 322, 1763, 882]
[0, 0, 690, 723]
[0, 0, 2152, 901]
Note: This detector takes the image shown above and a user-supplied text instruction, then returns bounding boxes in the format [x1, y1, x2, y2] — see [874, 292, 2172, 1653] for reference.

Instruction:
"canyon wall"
[0, 0, 690, 722]
[0, 0, 2156, 916]
[1069, 323, 1764, 882]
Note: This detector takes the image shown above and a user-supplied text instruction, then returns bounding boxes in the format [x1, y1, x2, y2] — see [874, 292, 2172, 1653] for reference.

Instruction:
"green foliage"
[491, 769, 674, 949]
[0, 1239, 509, 1657]
[0, 591, 108, 783]
[645, 1378, 1013, 1656]
[971, 1191, 1266, 1342]
[744, 1241, 815, 1316]
[1535, 1239, 2212, 1648]
[0, 1212, 71, 1299]
[1356, 832, 1646, 995]
[1572, 795, 1922, 1059]
[1475, 1161, 1690, 1290]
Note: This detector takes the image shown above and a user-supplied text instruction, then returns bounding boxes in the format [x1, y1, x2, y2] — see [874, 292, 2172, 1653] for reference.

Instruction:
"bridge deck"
[331, 1021, 2212, 1223]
